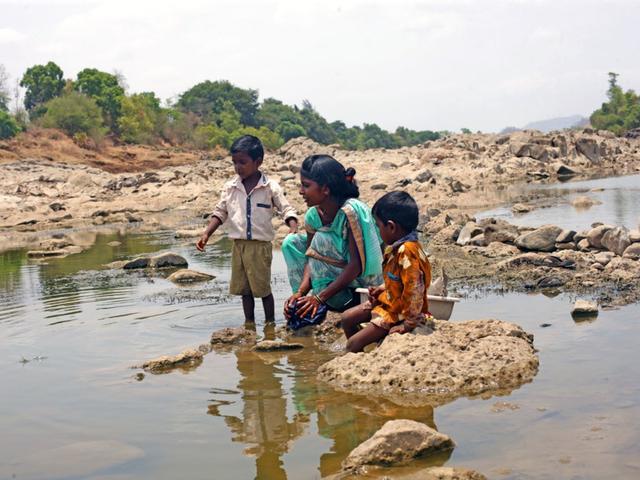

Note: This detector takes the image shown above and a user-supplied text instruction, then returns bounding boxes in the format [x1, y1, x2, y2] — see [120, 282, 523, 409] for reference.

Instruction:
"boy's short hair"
[372, 191, 419, 232]
[230, 135, 264, 161]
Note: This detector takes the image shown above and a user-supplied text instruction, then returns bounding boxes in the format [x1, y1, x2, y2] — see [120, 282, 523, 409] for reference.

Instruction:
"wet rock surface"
[252, 340, 304, 351]
[318, 319, 538, 406]
[167, 268, 215, 283]
[342, 419, 455, 471]
[135, 347, 204, 373]
[210, 327, 257, 346]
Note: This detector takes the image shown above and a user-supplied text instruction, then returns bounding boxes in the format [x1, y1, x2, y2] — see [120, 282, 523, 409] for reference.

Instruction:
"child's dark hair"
[372, 191, 419, 232]
[230, 135, 264, 161]
[300, 155, 359, 203]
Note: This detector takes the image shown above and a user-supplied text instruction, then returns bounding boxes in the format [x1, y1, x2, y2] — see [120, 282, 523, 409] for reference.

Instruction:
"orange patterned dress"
[370, 239, 432, 330]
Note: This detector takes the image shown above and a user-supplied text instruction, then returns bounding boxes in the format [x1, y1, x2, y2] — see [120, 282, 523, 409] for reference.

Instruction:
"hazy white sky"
[1, 0, 639, 132]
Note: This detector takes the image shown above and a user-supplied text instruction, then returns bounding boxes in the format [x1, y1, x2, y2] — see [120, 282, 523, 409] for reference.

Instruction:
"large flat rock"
[318, 319, 538, 406]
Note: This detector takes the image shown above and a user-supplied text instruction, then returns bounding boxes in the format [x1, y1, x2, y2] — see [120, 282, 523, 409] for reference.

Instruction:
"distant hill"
[500, 115, 589, 134]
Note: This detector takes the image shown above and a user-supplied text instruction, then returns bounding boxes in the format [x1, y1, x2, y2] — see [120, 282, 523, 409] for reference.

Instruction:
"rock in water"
[167, 269, 215, 283]
[515, 225, 563, 252]
[571, 300, 598, 316]
[136, 348, 204, 372]
[318, 319, 538, 406]
[571, 196, 601, 208]
[123, 257, 150, 269]
[252, 340, 304, 352]
[342, 419, 455, 471]
[411, 467, 488, 480]
[210, 327, 257, 345]
[149, 252, 188, 268]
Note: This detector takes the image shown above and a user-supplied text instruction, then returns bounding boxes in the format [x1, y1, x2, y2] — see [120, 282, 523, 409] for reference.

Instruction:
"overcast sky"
[2, 0, 639, 132]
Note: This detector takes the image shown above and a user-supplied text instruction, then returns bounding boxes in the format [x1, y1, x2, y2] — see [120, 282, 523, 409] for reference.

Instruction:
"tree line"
[590, 72, 640, 135]
[0, 61, 441, 149]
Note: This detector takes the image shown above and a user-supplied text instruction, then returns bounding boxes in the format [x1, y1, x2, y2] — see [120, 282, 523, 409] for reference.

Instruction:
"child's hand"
[389, 324, 406, 335]
[403, 318, 418, 331]
[367, 285, 385, 305]
[196, 234, 209, 252]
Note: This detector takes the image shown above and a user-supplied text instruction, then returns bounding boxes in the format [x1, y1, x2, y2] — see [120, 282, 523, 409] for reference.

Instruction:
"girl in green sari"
[283, 155, 383, 320]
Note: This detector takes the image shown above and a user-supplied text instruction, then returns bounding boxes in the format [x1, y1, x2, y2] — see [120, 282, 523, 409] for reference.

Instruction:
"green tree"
[19, 61, 65, 115]
[192, 124, 231, 149]
[591, 72, 640, 135]
[276, 121, 307, 141]
[0, 110, 20, 139]
[177, 80, 259, 126]
[40, 92, 106, 141]
[74, 68, 125, 131]
[256, 98, 304, 130]
[118, 92, 162, 143]
[460, 127, 472, 134]
[299, 100, 337, 144]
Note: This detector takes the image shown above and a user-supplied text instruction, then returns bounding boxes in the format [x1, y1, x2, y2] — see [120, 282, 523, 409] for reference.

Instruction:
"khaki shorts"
[230, 239, 272, 297]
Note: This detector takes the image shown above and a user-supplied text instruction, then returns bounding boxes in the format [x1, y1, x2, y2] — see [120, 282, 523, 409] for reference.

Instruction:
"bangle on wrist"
[313, 293, 325, 305]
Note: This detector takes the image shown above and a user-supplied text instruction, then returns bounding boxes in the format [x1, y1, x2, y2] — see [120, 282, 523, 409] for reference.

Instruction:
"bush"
[191, 124, 231, 149]
[118, 92, 162, 144]
[0, 110, 20, 139]
[40, 92, 106, 142]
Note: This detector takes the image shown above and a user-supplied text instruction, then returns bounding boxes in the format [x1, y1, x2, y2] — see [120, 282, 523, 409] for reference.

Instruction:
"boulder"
[571, 300, 598, 316]
[252, 340, 304, 352]
[456, 222, 483, 246]
[510, 142, 548, 161]
[554, 230, 575, 244]
[408, 467, 487, 480]
[123, 257, 150, 269]
[556, 165, 577, 176]
[586, 225, 613, 249]
[601, 226, 631, 256]
[571, 196, 601, 208]
[577, 238, 592, 251]
[415, 170, 434, 183]
[555, 242, 576, 250]
[575, 137, 601, 163]
[167, 269, 215, 283]
[515, 225, 563, 252]
[148, 252, 188, 269]
[629, 229, 640, 243]
[210, 327, 256, 345]
[511, 203, 532, 214]
[342, 420, 454, 471]
[136, 347, 204, 372]
[318, 319, 538, 406]
[623, 243, 640, 260]
[593, 251, 615, 266]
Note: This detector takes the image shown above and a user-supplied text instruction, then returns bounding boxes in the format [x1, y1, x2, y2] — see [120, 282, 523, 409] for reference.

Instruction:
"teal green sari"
[282, 198, 383, 310]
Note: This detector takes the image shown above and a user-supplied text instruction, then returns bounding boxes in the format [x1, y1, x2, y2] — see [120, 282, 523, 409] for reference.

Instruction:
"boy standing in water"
[196, 135, 298, 323]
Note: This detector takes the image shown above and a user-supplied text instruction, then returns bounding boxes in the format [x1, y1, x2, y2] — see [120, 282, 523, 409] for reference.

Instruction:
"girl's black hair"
[230, 135, 264, 161]
[300, 155, 359, 203]
[372, 191, 419, 232]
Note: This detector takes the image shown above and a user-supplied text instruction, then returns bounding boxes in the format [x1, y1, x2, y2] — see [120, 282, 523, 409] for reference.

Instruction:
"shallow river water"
[1, 176, 640, 479]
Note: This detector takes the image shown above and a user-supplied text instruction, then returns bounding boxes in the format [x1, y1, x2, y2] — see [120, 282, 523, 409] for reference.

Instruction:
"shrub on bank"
[40, 92, 106, 143]
[0, 110, 20, 139]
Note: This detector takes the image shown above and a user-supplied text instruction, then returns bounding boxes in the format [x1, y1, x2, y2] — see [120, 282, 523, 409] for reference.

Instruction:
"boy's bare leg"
[346, 324, 388, 353]
[262, 294, 275, 322]
[242, 295, 255, 322]
[341, 304, 372, 339]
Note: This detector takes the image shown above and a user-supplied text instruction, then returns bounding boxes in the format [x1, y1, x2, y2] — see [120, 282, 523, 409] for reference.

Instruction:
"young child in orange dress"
[341, 191, 431, 353]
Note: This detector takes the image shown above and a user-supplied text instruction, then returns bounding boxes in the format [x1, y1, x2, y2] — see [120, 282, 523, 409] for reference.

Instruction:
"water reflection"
[209, 327, 442, 479]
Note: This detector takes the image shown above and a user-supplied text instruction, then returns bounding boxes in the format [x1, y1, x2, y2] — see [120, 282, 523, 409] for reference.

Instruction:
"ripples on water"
[1, 177, 640, 479]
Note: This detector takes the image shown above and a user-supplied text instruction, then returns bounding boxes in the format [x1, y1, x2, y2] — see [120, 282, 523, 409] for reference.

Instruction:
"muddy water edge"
[1, 178, 640, 479]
